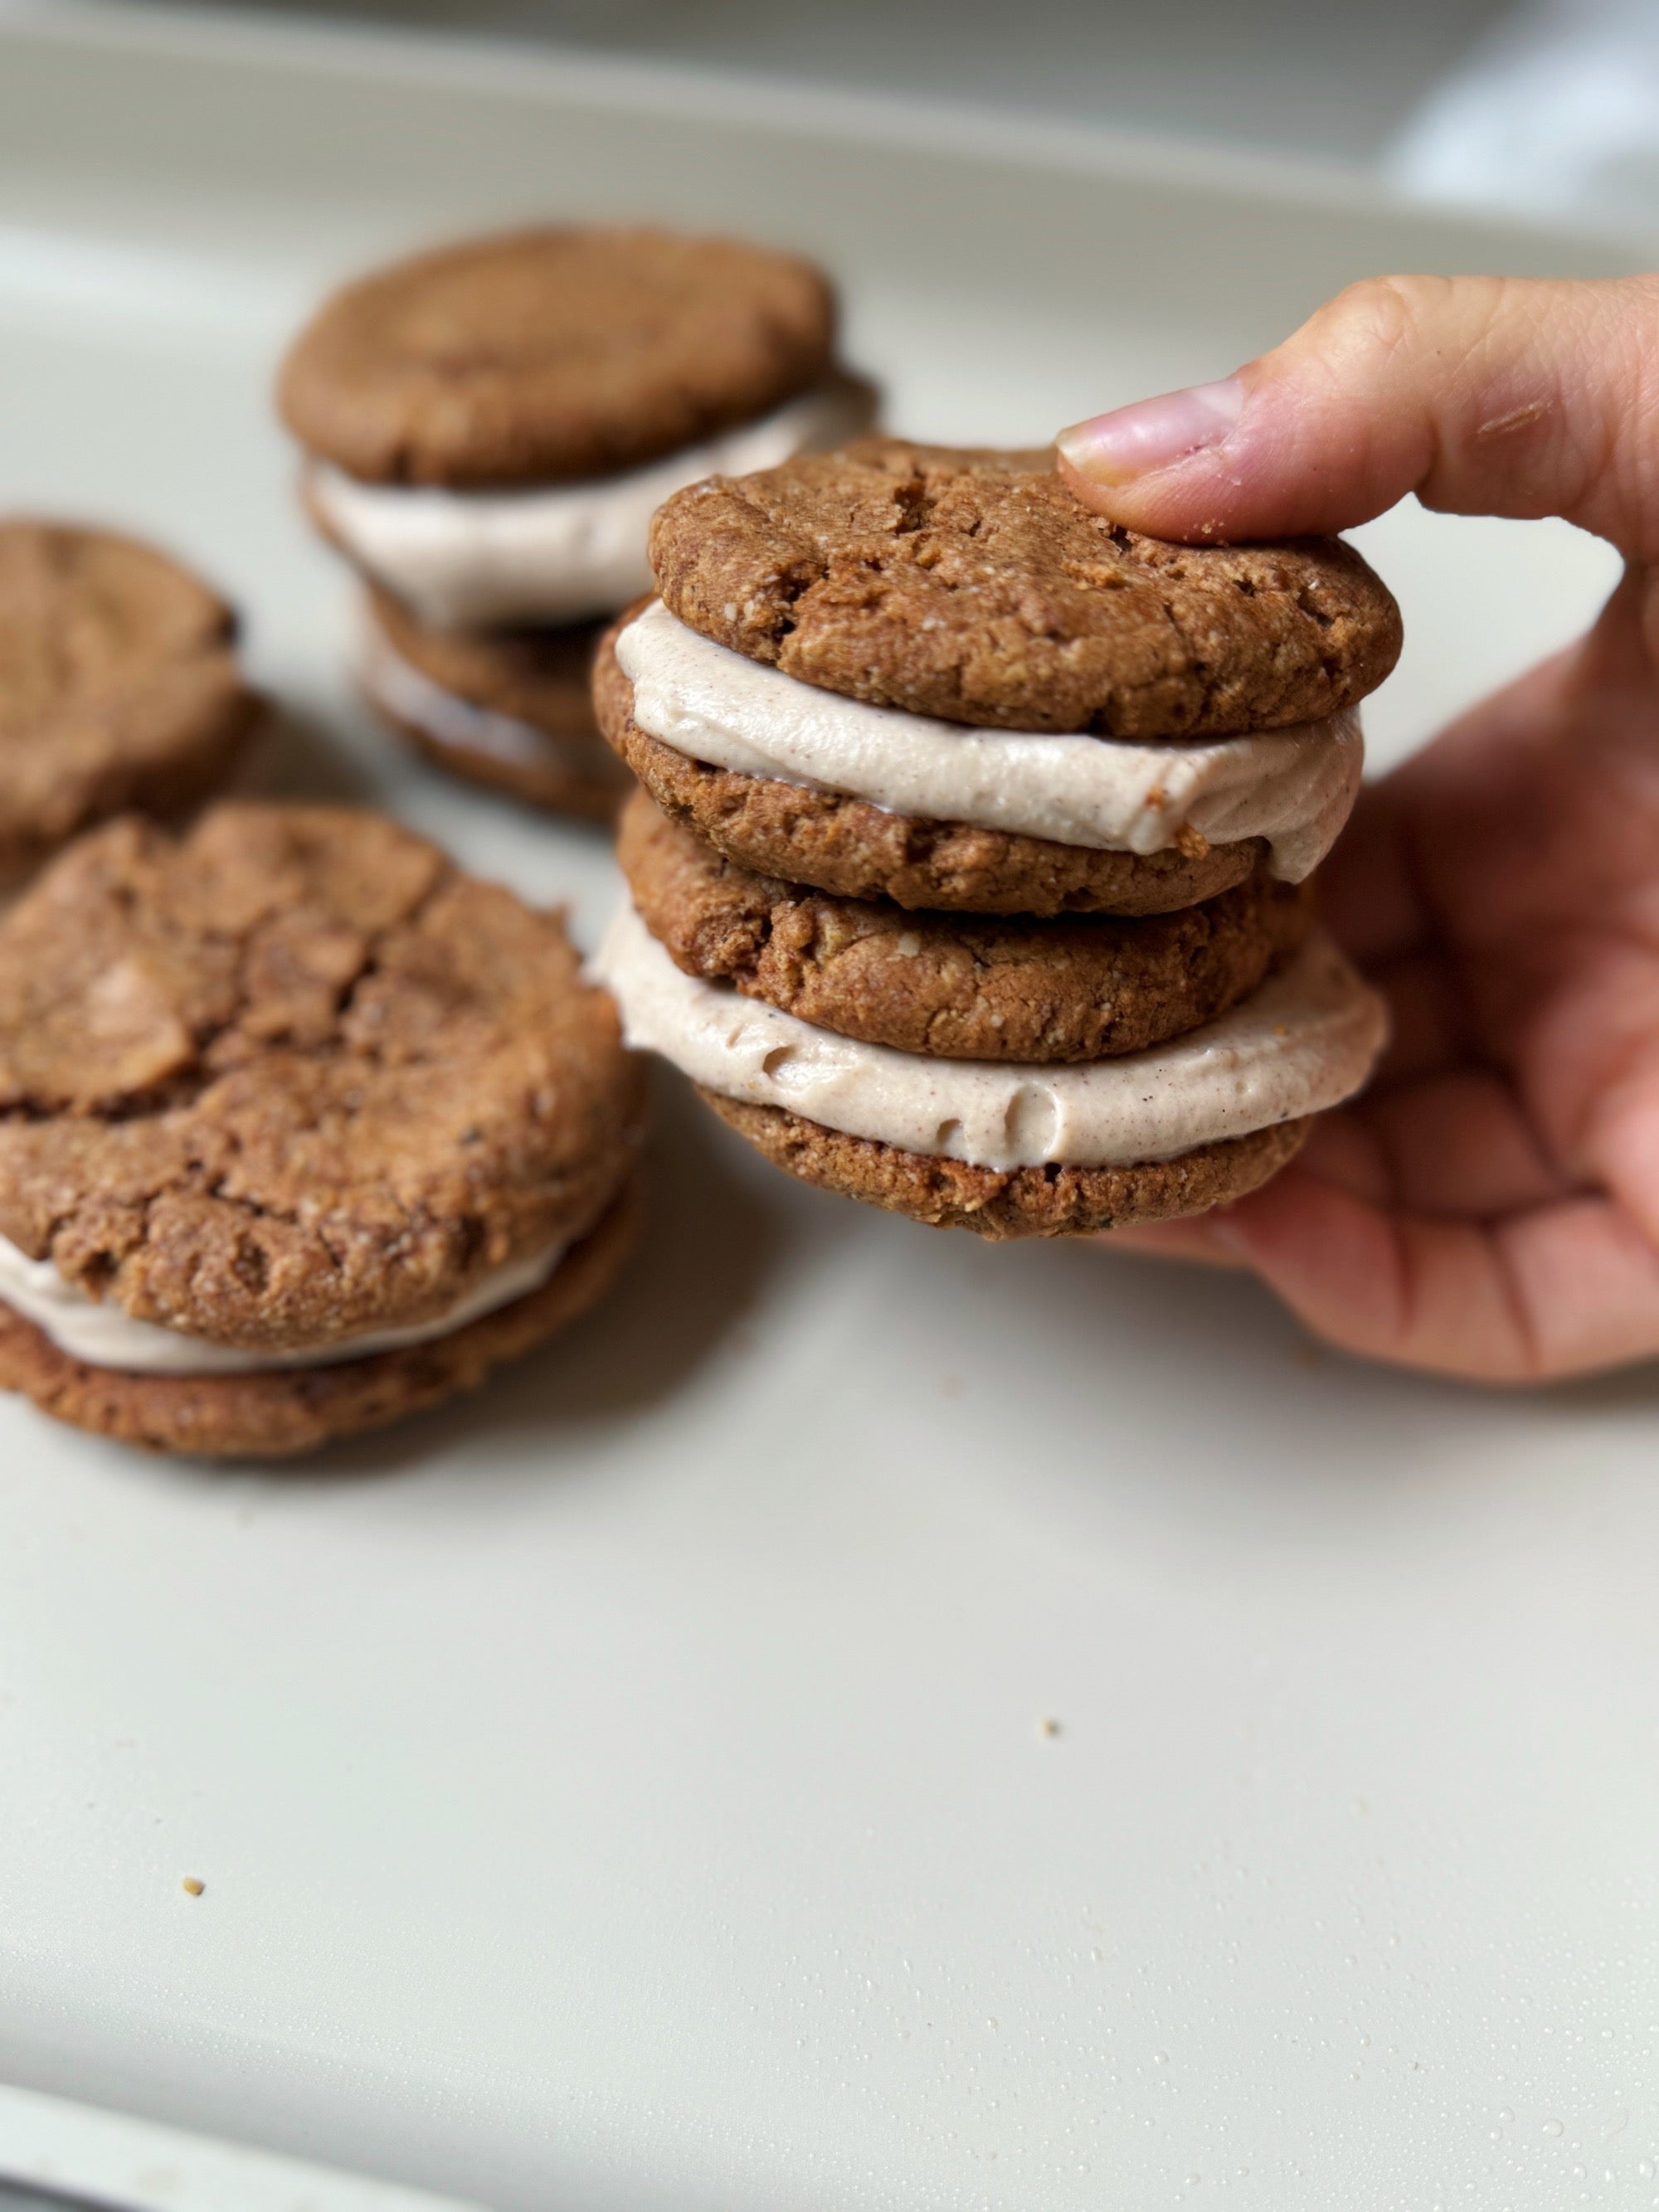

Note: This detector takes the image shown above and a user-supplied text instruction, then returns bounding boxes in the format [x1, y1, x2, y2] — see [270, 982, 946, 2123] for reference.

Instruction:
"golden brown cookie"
[278, 227, 838, 488]
[649, 439, 1401, 736]
[620, 786, 1311, 1061]
[0, 804, 644, 1352]
[595, 616, 1261, 916]
[362, 588, 627, 821]
[699, 1091, 1308, 1238]
[0, 521, 261, 873]
[0, 1175, 640, 1459]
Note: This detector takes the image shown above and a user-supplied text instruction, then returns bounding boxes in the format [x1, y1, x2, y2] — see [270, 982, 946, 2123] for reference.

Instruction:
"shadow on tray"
[290, 1068, 786, 1479]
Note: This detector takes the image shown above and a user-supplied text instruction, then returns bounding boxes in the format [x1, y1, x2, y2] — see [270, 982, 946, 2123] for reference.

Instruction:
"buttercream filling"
[615, 600, 1365, 882]
[358, 610, 606, 778]
[594, 900, 1386, 1171]
[0, 1233, 571, 1377]
[310, 377, 873, 630]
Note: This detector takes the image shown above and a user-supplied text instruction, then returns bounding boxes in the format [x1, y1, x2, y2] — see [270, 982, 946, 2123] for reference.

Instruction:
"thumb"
[1056, 274, 1659, 556]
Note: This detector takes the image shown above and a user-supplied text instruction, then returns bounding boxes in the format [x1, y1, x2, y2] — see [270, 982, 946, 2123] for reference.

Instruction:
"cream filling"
[310, 378, 873, 630]
[358, 609, 604, 777]
[594, 900, 1386, 1171]
[0, 1233, 570, 1378]
[616, 600, 1364, 882]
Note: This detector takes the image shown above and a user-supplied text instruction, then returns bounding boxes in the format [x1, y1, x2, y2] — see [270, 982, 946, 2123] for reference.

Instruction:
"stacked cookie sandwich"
[0, 803, 643, 1455]
[279, 226, 873, 822]
[593, 440, 1396, 1237]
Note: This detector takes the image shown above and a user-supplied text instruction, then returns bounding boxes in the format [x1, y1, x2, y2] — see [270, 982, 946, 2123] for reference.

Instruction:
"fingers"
[1055, 273, 1659, 554]
[1209, 1167, 1659, 1383]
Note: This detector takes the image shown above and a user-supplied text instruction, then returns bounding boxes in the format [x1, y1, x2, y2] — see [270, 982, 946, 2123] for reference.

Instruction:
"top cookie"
[0, 805, 641, 1351]
[0, 520, 259, 870]
[279, 227, 838, 489]
[649, 439, 1402, 737]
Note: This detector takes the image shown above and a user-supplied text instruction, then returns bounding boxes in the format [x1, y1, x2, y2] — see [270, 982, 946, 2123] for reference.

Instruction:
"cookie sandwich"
[280, 226, 874, 817]
[592, 440, 1397, 1237]
[0, 519, 261, 876]
[0, 805, 643, 1455]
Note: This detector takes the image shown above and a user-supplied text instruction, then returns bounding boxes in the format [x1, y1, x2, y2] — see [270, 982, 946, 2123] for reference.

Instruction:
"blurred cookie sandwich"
[279, 226, 873, 818]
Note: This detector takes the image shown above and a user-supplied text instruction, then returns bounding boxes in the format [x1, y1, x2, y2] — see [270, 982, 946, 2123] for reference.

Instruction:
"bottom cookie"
[697, 1091, 1307, 1238]
[362, 591, 628, 822]
[0, 1175, 641, 1459]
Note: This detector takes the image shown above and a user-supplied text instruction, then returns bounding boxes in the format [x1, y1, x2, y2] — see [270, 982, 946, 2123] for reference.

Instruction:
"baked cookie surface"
[620, 787, 1311, 1062]
[595, 620, 1261, 915]
[0, 804, 643, 1351]
[700, 1092, 1309, 1238]
[649, 439, 1401, 736]
[0, 521, 260, 870]
[279, 226, 837, 488]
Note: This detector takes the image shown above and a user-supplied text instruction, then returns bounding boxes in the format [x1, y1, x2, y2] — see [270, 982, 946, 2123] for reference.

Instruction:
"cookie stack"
[0, 804, 643, 1456]
[593, 440, 1397, 1237]
[279, 226, 873, 822]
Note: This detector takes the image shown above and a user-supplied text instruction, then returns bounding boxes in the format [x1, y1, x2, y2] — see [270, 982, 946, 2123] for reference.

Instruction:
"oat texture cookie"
[618, 786, 1311, 1062]
[0, 804, 644, 1454]
[0, 521, 261, 874]
[648, 438, 1402, 736]
[361, 587, 627, 820]
[595, 440, 1393, 1238]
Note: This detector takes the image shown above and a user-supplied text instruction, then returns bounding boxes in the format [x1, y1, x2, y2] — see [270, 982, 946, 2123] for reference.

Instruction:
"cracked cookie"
[0, 803, 644, 1455]
[0, 520, 262, 875]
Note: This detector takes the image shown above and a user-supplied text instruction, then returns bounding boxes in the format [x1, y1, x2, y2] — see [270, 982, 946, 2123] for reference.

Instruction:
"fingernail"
[1057, 376, 1245, 486]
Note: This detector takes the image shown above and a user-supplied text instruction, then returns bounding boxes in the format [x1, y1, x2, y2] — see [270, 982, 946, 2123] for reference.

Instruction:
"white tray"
[0, 11, 1652, 2210]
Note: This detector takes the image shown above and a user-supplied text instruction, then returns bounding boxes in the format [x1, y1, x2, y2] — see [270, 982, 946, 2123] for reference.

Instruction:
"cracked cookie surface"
[595, 618, 1262, 915]
[649, 439, 1401, 736]
[280, 226, 838, 488]
[0, 804, 643, 1350]
[0, 520, 260, 872]
[699, 1092, 1309, 1237]
[620, 787, 1311, 1061]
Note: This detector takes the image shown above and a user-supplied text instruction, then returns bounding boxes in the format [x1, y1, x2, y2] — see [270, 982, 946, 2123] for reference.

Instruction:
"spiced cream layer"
[312, 378, 871, 630]
[595, 901, 1387, 1174]
[0, 1229, 571, 1377]
[615, 598, 1364, 882]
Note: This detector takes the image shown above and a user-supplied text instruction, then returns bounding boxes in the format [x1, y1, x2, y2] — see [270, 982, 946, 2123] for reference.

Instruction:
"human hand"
[1057, 275, 1659, 1383]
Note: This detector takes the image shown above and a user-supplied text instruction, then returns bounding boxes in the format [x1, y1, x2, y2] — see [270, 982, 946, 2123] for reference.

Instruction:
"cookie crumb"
[181, 1876, 205, 1896]
[1037, 1716, 1062, 1738]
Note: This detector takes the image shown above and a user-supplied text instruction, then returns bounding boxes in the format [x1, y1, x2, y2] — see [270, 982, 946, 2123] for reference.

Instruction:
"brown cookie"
[0, 1174, 640, 1460]
[620, 787, 1311, 1061]
[0, 804, 644, 1352]
[362, 589, 627, 821]
[0, 521, 261, 873]
[699, 1091, 1308, 1237]
[649, 439, 1401, 736]
[279, 227, 838, 488]
[595, 617, 1260, 916]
